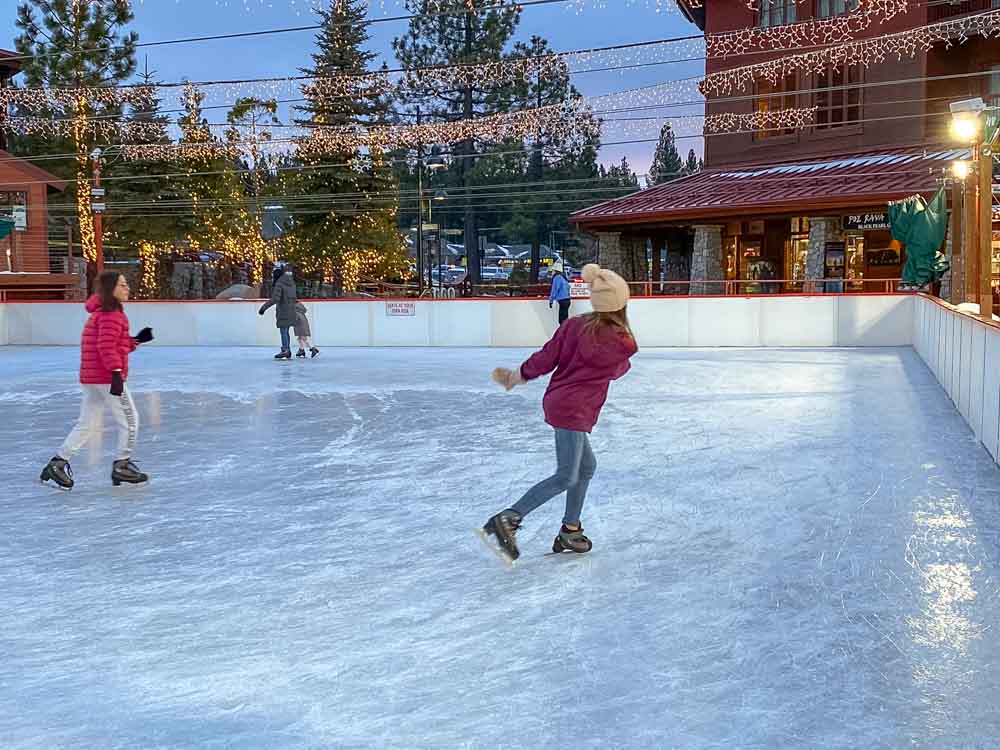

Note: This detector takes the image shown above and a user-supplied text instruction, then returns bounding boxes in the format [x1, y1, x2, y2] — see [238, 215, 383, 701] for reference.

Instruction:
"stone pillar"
[596, 231, 624, 277]
[691, 225, 723, 295]
[806, 217, 843, 293]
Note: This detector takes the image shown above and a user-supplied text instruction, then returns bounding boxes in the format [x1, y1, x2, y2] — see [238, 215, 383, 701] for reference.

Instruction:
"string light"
[707, 0, 909, 58]
[702, 7, 1000, 95]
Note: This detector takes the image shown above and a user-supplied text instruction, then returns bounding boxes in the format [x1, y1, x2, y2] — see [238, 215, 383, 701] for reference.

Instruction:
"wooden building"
[573, 0, 1000, 294]
[0, 48, 78, 300]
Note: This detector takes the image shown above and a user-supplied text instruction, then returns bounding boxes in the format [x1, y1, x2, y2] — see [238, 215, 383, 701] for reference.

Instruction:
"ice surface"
[1, 346, 999, 749]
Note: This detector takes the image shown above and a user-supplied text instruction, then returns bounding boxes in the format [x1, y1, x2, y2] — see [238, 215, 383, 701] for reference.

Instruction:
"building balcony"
[928, 0, 1000, 23]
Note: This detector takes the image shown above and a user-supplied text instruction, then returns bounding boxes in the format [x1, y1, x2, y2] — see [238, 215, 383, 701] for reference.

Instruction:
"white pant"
[59, 384, 139, 462]
[297, 336, 312, 349]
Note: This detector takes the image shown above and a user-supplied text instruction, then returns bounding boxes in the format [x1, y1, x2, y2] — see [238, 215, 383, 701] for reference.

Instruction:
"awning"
[572, 146, 968, 230]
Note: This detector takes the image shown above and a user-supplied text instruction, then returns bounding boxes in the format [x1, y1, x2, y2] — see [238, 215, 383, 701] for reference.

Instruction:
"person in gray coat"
[258, 265, 298, 359]
[293, 302, 319, 358]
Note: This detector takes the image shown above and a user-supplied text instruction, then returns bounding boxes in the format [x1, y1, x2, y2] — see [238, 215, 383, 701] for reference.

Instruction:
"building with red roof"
[573, 0, 1000, 295]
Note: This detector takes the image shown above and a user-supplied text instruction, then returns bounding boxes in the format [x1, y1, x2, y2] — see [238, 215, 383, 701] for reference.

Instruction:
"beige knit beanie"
[582, 263, 629, 312]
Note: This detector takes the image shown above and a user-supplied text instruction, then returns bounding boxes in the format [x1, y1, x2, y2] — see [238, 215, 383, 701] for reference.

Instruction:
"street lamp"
[949, 96, 993, 315]
[416, 152, 447, 295]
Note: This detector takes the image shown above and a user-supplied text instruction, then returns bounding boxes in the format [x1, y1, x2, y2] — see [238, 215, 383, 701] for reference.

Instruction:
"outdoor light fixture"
[949, 97, 986, 142]
[952, 160, 971, 180]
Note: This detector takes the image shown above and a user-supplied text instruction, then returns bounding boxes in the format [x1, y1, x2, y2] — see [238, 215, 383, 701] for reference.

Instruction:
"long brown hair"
[581, 305, 636, 346]
[96, 271, 123, 312]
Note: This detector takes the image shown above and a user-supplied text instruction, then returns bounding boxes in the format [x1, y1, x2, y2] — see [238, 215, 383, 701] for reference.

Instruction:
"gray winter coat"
[293, 302, 311, 338]
[259, 272, 297, 328]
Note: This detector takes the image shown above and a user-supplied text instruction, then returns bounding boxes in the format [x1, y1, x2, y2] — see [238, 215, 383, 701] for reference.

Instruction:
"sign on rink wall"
[385, 301, 416, 317]
[570, 281, 590, 299]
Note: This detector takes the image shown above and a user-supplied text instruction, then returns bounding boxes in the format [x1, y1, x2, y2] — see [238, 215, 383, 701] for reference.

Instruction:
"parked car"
[481, 266, 510, 282]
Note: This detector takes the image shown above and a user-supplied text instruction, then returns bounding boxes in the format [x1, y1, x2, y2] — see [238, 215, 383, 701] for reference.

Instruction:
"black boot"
[481, 510, 523, 562]
[552, 524, 593, 554]
[296, 349, 307, 358]
[112, 459, 148, 487]
[310, 347, 320, 358]
[40, 456, 74, 491]
[274, 350, 291, 360]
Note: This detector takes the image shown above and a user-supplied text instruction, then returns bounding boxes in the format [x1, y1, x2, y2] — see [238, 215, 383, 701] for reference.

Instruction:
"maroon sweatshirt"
[519, 316, 637, 433]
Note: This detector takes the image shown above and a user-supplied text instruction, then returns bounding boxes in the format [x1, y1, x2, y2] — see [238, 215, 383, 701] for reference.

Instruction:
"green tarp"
[890, 186, 950, 289]
[0, 218, 13, 242]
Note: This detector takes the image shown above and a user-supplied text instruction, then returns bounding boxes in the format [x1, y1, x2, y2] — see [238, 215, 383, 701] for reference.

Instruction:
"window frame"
[812, 62, 863, 134]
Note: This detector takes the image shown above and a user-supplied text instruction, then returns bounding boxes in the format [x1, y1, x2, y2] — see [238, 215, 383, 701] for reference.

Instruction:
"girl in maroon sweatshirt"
[40, 271, 153, 491]
[480, 263, 637, 563]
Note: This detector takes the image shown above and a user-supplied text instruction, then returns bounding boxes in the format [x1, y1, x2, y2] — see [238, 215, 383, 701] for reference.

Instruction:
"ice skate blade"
[111, 478, 149, 488]
[40, 478, 72, 492]
[475, 527, 516, 568]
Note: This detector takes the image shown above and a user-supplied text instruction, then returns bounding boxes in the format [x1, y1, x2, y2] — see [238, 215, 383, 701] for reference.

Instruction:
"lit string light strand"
[701, 7, 1000, 95]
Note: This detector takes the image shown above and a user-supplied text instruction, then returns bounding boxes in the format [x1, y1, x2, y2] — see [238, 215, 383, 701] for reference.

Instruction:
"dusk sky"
[3, 1, 707, 175]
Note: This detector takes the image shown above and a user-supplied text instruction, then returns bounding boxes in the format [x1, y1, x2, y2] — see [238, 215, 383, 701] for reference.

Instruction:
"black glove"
[549, 301, 553, 308]
[110, 371, 124, 397]
[258, 306, 266, 316]
[133, 327, 154, 344]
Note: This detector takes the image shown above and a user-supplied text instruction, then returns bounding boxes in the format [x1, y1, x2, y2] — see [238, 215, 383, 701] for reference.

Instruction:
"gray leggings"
[510, 429, 597, 526]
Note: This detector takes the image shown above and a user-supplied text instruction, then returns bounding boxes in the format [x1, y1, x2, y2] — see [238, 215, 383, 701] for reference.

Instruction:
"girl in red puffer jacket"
[40, 271, 154, 491]
[479, 263, 637, 563]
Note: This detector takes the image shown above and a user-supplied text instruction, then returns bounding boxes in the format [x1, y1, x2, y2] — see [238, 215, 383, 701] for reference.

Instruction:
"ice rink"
[2, 345, 999, 749]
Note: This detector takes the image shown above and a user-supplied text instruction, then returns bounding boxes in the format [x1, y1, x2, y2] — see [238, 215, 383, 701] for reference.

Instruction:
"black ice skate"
[296, 349, 307, 358]
[478, 510, 523, 563]
[310, 347, 320, 358]
[551, 525, 593, 554]
[111, 459, 148, 487]
[274, 351, 291, 360]
[40, 456, 74, 491]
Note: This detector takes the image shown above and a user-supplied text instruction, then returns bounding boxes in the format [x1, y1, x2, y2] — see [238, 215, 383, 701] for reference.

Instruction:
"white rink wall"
[912, 294, 1000, 467]
[0, 294, 914, 349]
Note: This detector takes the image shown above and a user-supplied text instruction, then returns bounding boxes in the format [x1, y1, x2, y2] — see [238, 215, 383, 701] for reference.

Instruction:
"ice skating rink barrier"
[0, 294, 914, 348]
[2, 293, 998, 467]
[911, 294, 1000, 467]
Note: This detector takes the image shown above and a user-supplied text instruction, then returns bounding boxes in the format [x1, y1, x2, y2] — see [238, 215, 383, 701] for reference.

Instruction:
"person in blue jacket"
[548, 262, 572, 325]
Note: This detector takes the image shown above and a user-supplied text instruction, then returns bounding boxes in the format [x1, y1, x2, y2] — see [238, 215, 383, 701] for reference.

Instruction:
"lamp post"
[415, 132, 446, 295]
[950, 97, 995, 317]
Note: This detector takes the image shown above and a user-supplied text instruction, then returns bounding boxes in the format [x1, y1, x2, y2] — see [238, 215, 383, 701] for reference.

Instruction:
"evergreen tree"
[649, 123, 683, 185]
[292, 0, 405, 292]
[14, 0, 139, 262]
[394, 0, 521, 283]
[684, 149, 701, 176]
[107, 60, 178, 262]
[606, 156, 639, 188]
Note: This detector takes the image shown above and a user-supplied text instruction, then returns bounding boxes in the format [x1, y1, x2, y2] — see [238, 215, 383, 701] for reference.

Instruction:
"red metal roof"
[572, 146, 967, 229]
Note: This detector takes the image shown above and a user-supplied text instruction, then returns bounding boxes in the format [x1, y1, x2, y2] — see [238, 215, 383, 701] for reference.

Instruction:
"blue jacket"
[549, 273, 570, 303]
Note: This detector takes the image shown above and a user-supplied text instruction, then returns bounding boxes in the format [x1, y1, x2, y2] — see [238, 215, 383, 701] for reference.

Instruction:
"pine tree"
[606, 156, 639, 188]
[649, 123, 684, 185]
[394, 0, 521, 284]
[291, 0, 405, 293]
[14, 0, 139, 262]
[684, 149, 701, 176]
[108, 60, 178, 264]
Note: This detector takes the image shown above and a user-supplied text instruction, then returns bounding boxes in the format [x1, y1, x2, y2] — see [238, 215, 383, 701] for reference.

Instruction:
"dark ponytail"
[97, 271, 123, 312]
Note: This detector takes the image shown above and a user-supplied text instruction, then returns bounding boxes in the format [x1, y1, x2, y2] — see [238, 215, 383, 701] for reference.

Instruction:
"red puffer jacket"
[520, 315, 637, 433]
[79, 295, 137, 385]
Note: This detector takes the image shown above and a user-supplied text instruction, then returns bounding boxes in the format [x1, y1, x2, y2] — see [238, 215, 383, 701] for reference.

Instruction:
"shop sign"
[12, 205, 26, 230]
[842, 211, 889, 231]
[385, 301, 416, 317]
[866, 249, 901, 267]
[570, 281, 591, 299]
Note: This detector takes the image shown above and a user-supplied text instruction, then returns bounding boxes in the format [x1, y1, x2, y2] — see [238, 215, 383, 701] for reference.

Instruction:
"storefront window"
[788, 218, 810, 287]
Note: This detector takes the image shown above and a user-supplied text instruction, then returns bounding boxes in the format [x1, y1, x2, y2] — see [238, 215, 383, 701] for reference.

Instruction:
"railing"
[627, 278, 903, 296]
[928, 0, 998, 23]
